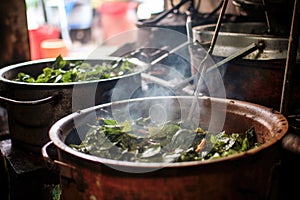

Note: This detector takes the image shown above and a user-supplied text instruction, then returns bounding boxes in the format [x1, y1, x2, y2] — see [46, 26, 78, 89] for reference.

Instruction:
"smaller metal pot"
[0, 57, 147, 153]
[192, 22, 300, 111]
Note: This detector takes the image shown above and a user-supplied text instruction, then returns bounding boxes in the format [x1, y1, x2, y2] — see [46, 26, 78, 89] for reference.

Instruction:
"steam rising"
[71, 27, 227, 173]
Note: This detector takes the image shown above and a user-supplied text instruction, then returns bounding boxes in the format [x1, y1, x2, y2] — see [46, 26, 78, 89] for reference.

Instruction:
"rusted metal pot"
[43, 96, 288, 200]
[192, 22, 300, 112]
[0, 57, 147, 153]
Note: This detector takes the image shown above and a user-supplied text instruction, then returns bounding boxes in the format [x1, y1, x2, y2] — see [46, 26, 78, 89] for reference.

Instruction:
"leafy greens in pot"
[14, 55, 136, 83]
[69, 116, 260, 163]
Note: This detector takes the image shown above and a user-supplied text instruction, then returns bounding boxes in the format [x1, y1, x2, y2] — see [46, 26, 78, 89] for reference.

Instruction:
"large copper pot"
[43, 96, 288, 199]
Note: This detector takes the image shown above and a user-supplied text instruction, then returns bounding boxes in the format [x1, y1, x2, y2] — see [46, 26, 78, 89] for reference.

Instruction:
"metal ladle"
[140, 41, 264, 94]
[173, 41, 265, 91]
[187, 0, 229, 120]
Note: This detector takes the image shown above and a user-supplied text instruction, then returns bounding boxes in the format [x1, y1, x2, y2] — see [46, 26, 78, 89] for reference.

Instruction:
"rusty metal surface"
[196, 56, 300, 112]
[191, 22, 300, 112]
[219, 58, 300, 111]
[47, 96, 289, 200]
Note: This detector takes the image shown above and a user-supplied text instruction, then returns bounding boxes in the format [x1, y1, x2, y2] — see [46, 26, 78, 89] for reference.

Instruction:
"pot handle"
[42, 141, 76, 177]
[0, 93, 61, 106]
[42, 141, 87, 191]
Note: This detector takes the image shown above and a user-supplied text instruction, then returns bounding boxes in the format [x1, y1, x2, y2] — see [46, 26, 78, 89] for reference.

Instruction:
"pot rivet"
[89, 195, 97, 200]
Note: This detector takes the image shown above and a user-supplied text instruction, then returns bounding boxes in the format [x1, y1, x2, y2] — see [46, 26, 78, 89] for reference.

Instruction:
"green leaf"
[69, 116, 259, 163]
[52, 184, 61, 200]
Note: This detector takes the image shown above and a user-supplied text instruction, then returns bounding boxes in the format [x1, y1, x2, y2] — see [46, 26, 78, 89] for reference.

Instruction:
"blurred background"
[25, 0, 241, 59]
[25, 0, 165, 59]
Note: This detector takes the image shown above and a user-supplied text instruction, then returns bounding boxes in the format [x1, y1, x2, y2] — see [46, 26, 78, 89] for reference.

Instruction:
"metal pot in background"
[42, 96, 288, 200]
[0, 57, 147, 153]
[232, 0, 294, 36]
[192, 22, 300, 112]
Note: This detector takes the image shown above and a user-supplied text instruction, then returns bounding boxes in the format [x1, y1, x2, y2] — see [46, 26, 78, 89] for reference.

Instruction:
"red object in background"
[40, 39, 68, 59]
[99, 1, 138, 43]
[28, 24, 60, 60]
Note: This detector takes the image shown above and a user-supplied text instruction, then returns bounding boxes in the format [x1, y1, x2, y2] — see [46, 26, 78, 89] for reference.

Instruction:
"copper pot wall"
[0, 57, 147, 153]
[192, 22, 300, 112]
[43, 96, 288, 200]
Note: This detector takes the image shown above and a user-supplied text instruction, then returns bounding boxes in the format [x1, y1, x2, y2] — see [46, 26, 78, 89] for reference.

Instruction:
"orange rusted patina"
[44, 96, 288, 200]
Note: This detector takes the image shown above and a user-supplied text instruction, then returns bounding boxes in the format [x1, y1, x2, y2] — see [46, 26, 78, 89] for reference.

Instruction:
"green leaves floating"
[70, 117, 260, 163]
[14, 55, 135, 83]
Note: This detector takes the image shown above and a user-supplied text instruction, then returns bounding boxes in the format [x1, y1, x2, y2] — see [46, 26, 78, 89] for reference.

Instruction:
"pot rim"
[192, 22, 298, 60]
[192, 22, 288, 39]
[48, 96, 289, 168]
[0, 56, 148, 86]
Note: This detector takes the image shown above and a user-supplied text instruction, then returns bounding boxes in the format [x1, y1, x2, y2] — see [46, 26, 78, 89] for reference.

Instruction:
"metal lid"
[192, 22, 297, 60]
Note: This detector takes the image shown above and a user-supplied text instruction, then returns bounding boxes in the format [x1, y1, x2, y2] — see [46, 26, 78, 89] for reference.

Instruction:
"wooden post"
[0, 0, 30, 68]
